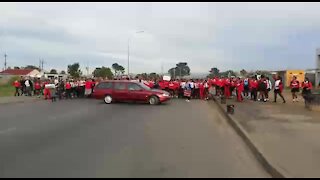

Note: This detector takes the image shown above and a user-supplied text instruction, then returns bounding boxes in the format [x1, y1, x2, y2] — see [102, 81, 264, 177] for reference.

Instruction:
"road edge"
[210, 96, 289, 178]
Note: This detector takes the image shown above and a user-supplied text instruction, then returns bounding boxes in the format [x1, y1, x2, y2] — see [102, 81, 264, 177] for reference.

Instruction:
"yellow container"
[286, 70, 305, 87]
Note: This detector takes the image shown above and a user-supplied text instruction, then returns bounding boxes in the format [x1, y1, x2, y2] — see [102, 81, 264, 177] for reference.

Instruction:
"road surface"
[0, 99, 269, 177]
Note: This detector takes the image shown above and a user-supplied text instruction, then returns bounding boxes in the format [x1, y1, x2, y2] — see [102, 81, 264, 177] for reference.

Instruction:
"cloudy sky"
[1, 2, 320, 74]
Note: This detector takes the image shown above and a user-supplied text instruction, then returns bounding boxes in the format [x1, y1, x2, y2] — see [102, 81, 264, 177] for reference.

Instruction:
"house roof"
[0, 69, 35, 76]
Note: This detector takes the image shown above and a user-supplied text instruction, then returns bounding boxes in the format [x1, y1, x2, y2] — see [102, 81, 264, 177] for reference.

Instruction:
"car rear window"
[96, 82, 112, 89]
[114, 82, 126, 90]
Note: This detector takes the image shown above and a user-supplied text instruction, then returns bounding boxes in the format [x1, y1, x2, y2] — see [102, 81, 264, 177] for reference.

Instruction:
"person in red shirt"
[34, 80, 42, 98]
[258, 75, 267, 102]
[224, 78, 231, 99]
[236, 78, 244, 102]
[199, 80, 205, 100]
[230, 78, 236, 98]
[250, 76, 258, 101]
[65, 80, 72, 99]
[43, 80, 51, 100]
[168, 80, 176, 97]
[301, 77, 312, 99]
[85, 79, 93, 98]
[290, 76, 300, 102]
[13, 80, 21, 96]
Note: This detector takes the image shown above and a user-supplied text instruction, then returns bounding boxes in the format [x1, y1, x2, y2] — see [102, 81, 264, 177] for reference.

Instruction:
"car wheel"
[149, 96, 159, 105]
[104, 95, 112, 104]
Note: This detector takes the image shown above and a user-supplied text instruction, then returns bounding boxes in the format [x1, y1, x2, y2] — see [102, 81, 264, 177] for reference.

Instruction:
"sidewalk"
[0, 96, 41, 105]
[213, 92, 320, 177]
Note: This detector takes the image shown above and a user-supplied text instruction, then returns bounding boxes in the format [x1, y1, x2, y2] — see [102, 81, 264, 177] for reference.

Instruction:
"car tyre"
[104, 95, 112, 104]
[149, 96, 159, 105]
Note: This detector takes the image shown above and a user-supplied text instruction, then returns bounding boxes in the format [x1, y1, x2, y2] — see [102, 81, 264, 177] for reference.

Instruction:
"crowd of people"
[13, 76, 99, 102]
[138, 74, 314, 103]
[12, 74, 314, 104]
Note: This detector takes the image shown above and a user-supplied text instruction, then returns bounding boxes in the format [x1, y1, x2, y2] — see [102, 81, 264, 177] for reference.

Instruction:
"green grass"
[0, 85, 15, 97]
[0, 76, 20, 97]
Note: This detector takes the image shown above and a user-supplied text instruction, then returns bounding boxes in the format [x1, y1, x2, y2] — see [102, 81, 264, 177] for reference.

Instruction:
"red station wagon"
[92, 80, 171, 105]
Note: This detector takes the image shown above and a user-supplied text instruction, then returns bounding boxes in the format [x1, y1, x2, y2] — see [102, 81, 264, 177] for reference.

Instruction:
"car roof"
[99, 80, 137, 83]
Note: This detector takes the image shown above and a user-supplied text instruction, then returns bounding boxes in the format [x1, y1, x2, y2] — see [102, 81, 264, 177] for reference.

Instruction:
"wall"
[285, 70, 305, 87]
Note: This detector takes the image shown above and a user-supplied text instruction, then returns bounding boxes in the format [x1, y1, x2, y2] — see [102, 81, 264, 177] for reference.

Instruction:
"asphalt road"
[0, 98, 269, 178]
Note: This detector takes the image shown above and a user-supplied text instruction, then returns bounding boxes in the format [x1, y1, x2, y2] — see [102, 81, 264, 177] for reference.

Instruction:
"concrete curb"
[211, 96, 289, 178]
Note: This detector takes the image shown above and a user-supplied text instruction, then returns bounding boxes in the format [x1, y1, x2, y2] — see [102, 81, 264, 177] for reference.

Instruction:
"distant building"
[0, 69, 40, 77]
[0, 69, 41, 84]
[271, 70, 305, 87]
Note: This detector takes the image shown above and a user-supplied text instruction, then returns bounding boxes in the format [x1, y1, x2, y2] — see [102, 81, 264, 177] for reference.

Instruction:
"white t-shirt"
[54, 79, 59, 85]
[189, 82, 194, 89]
[195, 83, 199, 89]
[275, 80, 281, 90]
[180, 82, 186, 89]
[25, 80, 30, 87]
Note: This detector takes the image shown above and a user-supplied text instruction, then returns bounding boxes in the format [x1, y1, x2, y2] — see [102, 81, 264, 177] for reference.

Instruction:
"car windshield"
[138, 83, 151, 90]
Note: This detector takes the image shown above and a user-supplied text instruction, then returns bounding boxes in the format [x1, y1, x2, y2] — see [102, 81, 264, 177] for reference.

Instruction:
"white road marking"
[0, 127, 17, 134]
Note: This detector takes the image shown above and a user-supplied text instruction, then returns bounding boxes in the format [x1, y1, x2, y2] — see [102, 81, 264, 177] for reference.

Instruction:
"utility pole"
[4, 53, 7, 70]
[39, 58, 45, 71]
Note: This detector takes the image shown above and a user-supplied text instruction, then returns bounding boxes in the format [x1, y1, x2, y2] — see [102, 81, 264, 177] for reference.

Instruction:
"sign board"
[163, 75, 171, 81]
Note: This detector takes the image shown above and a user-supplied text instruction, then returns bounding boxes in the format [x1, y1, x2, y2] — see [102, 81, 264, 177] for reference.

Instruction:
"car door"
[128, 83, 148, 102]
[93, 82, 113, 99]
[113, 82, 128, 101]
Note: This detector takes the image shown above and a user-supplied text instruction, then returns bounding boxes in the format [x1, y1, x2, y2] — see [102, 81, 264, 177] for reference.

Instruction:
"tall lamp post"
[127, 31, 144, 77]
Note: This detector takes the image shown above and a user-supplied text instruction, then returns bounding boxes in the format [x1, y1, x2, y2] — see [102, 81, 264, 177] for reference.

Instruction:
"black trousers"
[251, 88, 257, 101]
[14, 87, 20, 96]
[274, 89, 286, 102]
[66, 89, 72, 99]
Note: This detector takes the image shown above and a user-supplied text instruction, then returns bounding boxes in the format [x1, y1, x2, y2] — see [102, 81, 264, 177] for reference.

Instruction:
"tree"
[60, 70, 66, 74]
[240, 69, 248, 77]
[112, 63, 125, 76]
[14, 66, 20, 70]
[50, 69, 58, 74]
[168, 62, 191, 78]
[93, 67, 113, 79]
[24, 65, 40, 71]
[7, 66, 12, 70]
[208, 67, 220, 78]
[67, 63, 82, 78]
[149, 72, 160, 80]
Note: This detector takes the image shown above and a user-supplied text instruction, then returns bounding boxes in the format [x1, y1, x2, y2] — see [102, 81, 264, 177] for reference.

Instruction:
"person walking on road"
[34, 80, 42, 98]
[301, 77, 313, 106]
[290, 76, 300, 102]
[265, 77, 272, 101]
[13, 80, 21, 96]
[274, 76, 286, 103]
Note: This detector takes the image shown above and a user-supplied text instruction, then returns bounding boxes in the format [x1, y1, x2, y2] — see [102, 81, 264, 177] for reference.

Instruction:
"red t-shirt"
[35, 82, 41, 90]
[250, 80, 258, 89]
[217, 78, 224, 87]
[199, 82, 204, 89]
[302, 81, 312, 90]
[65, 82, 71, 90]
[13, 81, 21, 88]
[168, 81, 175, 90]
[231, 80, 236, 87]
[290, 80, 300, 89]
[85, 81, 92, 89]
